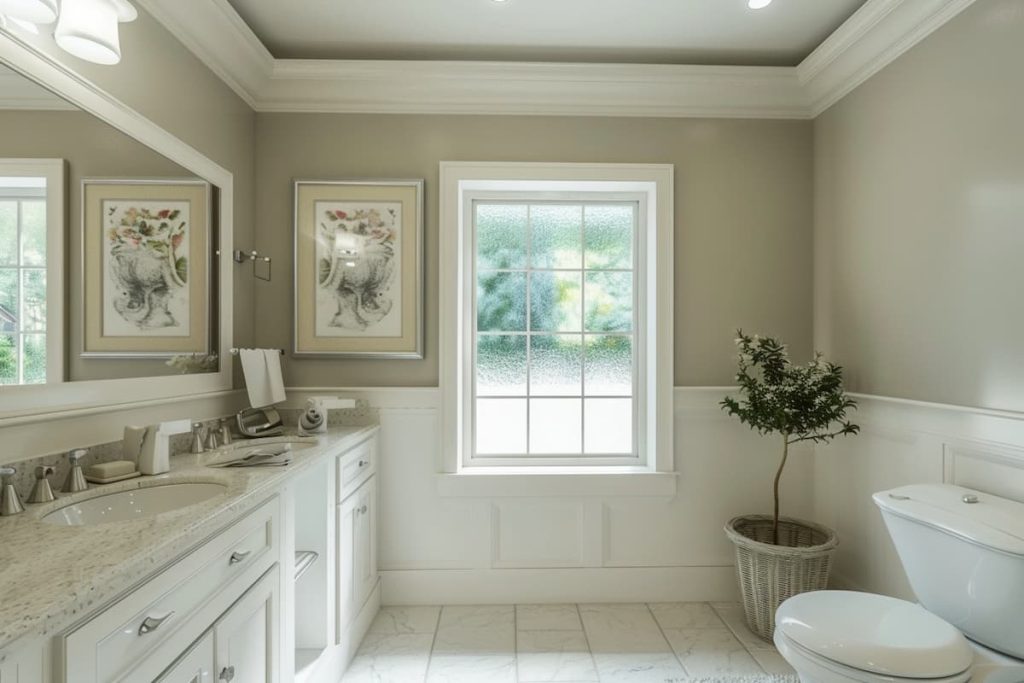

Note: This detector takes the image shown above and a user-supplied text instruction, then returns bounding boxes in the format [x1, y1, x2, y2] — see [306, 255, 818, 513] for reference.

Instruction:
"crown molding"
[798, 0, 978, 117]
[0, 64, 75, 110]
[137, 0, 977, 118]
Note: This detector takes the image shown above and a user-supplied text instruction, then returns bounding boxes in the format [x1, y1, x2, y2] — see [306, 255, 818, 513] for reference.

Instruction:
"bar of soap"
[84, 460, 141, 484]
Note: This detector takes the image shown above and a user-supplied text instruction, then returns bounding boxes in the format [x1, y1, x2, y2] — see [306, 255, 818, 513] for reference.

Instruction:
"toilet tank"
[874, 484, 1024, 658]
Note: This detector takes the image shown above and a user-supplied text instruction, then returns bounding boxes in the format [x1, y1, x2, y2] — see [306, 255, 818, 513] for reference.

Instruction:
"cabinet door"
[214, 566, 280, 683]
[155, 631, 214, 683]
[353, 475, 378, 610]
[337, 485, 359, 631]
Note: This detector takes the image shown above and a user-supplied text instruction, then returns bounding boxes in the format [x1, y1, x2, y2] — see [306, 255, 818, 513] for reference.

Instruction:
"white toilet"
[773, 483, 1024, 683]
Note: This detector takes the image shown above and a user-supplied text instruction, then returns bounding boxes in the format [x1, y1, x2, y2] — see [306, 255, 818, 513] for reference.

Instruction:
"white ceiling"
[225, 0, 868, 65]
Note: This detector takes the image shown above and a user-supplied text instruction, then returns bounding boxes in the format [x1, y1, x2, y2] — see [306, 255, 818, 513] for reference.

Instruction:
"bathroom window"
[441, 162, 675, 475]
[0, 159, 64, 388]
[472, 200, 640, 464]
[0, 178, 48, 385]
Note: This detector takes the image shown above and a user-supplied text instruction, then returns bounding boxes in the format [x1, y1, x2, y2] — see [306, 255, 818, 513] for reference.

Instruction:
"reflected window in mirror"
[0, 160, 64, 385]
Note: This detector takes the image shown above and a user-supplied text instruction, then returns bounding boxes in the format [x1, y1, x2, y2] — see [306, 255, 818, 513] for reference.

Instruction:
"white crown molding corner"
[135, 0, 272, 108]
[139, 0, 976, 118]
[798, 0, 978, 117]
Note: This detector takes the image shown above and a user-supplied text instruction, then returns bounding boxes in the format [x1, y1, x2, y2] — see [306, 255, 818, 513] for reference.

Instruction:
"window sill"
[436, 468, 677, 498]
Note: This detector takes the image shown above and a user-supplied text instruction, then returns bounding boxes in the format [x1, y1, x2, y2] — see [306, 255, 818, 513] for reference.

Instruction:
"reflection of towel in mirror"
[239, 348, 286, 408]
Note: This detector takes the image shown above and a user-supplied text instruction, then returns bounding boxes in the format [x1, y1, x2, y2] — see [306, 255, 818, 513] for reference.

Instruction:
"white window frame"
[440, 162, 675, 483]
[0, 159, 65, 385]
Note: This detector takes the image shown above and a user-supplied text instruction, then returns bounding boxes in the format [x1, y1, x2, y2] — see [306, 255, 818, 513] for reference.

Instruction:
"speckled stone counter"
[0, 425, 378, 660]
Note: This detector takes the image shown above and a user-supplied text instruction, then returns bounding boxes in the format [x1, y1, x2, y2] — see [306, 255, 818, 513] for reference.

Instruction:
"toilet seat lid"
[776, 591, 974, 679]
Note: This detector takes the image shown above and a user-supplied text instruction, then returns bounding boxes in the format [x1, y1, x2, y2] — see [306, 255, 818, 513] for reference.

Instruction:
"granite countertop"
[0, 425, 378, 659]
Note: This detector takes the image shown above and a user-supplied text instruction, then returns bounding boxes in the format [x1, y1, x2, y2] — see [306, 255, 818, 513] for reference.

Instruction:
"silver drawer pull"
[138, 611, 174, 635]
[229, 550, 251, 565]
[219, 665, 235, 681]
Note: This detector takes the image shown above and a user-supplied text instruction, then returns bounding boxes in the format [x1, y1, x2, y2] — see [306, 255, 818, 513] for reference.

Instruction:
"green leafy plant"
[721, 331, 859, 543]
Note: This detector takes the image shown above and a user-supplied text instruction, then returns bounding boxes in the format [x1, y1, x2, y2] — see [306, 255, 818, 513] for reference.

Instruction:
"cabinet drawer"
[337, 437, 376, 503]
[63, 495, 279, 683]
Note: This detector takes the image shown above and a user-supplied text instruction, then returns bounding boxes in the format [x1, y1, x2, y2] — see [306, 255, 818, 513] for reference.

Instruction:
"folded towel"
[239, 348, 286, 408]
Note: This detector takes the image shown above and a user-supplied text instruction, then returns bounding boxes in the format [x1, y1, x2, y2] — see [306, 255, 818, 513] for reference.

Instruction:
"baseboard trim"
[381, 566, 739, 605]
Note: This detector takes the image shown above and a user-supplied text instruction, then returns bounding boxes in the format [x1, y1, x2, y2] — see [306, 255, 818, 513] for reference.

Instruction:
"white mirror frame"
[0, 29, 233, 424]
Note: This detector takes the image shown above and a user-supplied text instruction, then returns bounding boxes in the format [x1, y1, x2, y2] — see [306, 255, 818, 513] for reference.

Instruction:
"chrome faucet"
[0, 466, 24, 516]
[205, 421, 220, 450]
[219, 418, 233, 446]
[27, 466, 56, 504]
[191, 422, 206, 454]
[61, 449, 89, 494]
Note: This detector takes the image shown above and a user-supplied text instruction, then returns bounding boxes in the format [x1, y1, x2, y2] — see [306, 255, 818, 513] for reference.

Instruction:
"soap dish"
[85, 471, 141, 485]
[84, 459, 141, 484]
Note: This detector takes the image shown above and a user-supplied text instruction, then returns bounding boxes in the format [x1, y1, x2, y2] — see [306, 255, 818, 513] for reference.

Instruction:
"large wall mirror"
[0, 42, 233, 420]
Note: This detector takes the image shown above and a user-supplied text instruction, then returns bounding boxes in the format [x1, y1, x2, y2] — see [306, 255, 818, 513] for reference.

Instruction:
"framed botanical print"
[293, 179, 424, 358]
[81, 179, 210, 357]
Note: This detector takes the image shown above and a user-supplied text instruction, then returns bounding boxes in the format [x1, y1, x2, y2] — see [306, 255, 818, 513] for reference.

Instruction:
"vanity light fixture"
[0, 0, 57, 24]
[54, 0, 137, 66]
[748, 0, 773, 8]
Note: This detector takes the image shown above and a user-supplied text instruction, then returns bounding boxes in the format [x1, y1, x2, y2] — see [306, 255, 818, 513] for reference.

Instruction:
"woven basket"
[724, 515, 838, 641]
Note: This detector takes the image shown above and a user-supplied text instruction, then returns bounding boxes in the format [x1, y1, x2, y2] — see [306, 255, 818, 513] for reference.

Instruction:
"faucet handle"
[28, 466, 56, 504]
[1, 466, 25, 515]
[63, 450, 89, 493]
[68, 448, 88, 463]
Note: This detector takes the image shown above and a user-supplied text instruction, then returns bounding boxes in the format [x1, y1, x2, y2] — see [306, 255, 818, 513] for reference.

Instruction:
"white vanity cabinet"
[212, 565, 280, 683]
[155, 632, 213, 683]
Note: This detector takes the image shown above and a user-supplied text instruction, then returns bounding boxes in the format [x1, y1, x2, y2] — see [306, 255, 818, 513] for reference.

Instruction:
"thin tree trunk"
[773, 437, 789, 545]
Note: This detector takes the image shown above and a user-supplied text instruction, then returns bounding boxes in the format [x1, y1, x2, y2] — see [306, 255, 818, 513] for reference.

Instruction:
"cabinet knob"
[358, 459, 367, 467]
[359, 505, 368, 514]
[138, 611, 174, 635]
[219, 665, 236, 681]
[229, 550, 252, 565]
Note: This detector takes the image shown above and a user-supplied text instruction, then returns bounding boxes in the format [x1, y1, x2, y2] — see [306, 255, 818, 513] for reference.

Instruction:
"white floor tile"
[517, 630, 598, 682]
[517, 604, 583, 631]
[370, 606, 442, 634]
[662, 628, 764, 677]
[648, 603, 725, 630]
[439, 605, 515, 629]
[710, 602, 776, 651]
[589, 653, 686, 683]
[578, 604, 672, 654]
[750, 650, 798, 675]
[426, 654, 517, 683]
[434, 605, 515, 655]
[341, 632, 434, 683]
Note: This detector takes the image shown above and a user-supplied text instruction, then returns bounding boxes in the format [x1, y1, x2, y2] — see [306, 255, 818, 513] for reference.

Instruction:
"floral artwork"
[102, 200, 191, 337]
[314, 201, 402, 337]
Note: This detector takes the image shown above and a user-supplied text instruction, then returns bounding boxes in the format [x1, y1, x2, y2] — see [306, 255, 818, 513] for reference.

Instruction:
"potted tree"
[721, 331, 859, 641]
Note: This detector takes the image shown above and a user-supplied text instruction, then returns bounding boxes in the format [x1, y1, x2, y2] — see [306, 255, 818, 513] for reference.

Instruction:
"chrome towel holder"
[233, 249, 272, 281]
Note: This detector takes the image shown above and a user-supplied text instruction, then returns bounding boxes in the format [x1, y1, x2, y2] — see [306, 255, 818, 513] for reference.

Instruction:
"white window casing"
[439, 162, 675, 492]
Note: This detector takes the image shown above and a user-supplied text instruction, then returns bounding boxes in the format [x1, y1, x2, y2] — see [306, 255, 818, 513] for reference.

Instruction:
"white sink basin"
[42, 482, 227, 526]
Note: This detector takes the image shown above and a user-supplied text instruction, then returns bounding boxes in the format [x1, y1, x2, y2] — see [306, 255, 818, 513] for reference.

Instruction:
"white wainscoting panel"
[814, 394, 1024, 599]
[310, 386, 816, 604]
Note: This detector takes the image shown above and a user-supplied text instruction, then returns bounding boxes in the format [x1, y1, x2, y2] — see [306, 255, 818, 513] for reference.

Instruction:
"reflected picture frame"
[293, 179, 424, 359]
[81, 178, 211, 358]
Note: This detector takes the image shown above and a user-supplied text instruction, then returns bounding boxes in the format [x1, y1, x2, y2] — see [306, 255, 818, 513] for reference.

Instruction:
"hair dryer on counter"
[297, 396, 357, 436]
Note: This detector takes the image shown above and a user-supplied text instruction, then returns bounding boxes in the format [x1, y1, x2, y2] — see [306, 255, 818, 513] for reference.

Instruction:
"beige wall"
[813, 0, 1024, 598]
[255, 114, 814, 387]
[0, 109, 206, 382]
[813, 0, 1024, 412]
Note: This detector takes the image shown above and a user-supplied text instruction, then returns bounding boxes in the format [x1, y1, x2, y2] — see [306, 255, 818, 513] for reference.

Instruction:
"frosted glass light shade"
[0, 0, 57, 24]
[55, 0, 122, 65]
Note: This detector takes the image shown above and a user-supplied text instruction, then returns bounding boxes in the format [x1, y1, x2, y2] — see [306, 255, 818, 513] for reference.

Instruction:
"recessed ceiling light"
[748, 0, 773, 8]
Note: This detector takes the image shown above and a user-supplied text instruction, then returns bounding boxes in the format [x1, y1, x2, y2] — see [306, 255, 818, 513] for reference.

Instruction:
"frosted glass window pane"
[477, 335, 527, 396]
[21, 269, 46, 332]
[530, 271, 581, 332]
[20, 201, 45, 267]
[585, 335, 632, 396]
[0, 334, 16, 385]
[0, 202, 16, 265]
[529, 398, 582, 454]
[0, 268, 17, 322]
[476, 204, 527, 270]
[476, 399, 527, 454]
[531, 204, 581, 269]
[584, 398, 633, 454]
[584, 271, 632, 332]
[530, 335, 582, 396]
[22, 333, 45, 384]
[584, 205, 633, 270]
[478, 272, 527, 331]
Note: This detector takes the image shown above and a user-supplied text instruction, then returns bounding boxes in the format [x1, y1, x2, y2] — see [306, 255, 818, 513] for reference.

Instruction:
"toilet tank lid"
[874, 484, 1024, 556]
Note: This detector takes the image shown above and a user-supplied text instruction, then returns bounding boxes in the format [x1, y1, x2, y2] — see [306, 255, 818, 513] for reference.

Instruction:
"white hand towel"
[239, 348, 287, 408]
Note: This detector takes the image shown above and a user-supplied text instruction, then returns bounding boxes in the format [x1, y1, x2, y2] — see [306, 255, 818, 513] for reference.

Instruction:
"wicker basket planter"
[725, 514, 838, 641]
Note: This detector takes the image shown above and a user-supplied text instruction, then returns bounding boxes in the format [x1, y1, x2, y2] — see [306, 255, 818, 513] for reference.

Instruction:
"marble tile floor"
[341, 602, 797, 683]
